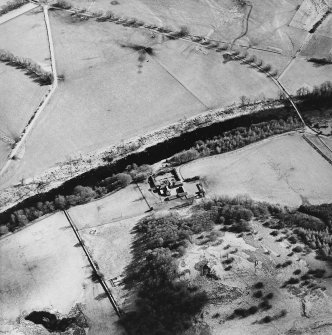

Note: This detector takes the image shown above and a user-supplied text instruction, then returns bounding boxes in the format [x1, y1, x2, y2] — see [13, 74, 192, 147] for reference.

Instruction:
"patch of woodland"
[120, 196, 282, 334]
[167, 116, 301, 165]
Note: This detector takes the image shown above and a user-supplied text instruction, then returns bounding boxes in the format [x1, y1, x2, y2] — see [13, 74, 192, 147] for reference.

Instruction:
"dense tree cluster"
[0, 49, 53, 84]
[168, 116, 301, 165]
[296, 81, 332, 101]
[273, 204, 332, 262]
[0, 0, 26, 16]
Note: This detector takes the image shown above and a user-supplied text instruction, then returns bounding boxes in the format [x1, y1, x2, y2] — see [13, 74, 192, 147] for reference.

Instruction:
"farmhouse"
[148, 168, 205, 201]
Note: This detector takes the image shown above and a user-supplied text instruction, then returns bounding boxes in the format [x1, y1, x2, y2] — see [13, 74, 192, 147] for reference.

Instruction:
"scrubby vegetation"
[0, 0, 26, 16]
[53, 0, 72, 10]
[168, 116, 301, 165]
[121, 196, 285, 333]
[0, 49, 53, 85]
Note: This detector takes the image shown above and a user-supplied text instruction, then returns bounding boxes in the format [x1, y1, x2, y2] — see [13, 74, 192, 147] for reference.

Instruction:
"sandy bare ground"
[0, 212, 124, 334]
[180, 132, 332, 207]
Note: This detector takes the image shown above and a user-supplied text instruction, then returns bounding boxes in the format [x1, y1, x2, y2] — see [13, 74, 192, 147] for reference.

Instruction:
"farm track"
[0, 2, 38, 25]
[302, 134, 332, 166]
[64, 209, 123, 317]
[0, 4, 58, 177]
[231, 2, 253, 48]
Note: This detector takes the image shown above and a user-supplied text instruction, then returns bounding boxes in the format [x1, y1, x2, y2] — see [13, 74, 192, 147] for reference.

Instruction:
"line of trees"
[0, 49, 54, 85]
[0, 164, 152, 235]
[295, 80, 332, 101]
[168, 116, 301, 165]
[0, 0, 26, 16]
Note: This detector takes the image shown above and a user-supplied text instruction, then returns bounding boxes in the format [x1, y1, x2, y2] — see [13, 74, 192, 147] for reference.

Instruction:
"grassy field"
[0, 64, 49, 171]
[279, 58, 332, 94]
[180, 133, 332, 207]
[0, 9, 50, 68]
[68, 185, 150, 309]
[300, 34, 332, 58]
[180, 219, 332, 335]
[1, 9, 281, 187]
[0, 9, 50, 172]
[68, 0, 244, 38]
[0, 211, 124, 334]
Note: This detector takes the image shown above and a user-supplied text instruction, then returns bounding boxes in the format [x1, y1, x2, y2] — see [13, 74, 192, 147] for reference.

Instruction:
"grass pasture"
[68, 185, 150, 308]
[245, 0, 305, 56]
[68, 0, 244, 38]
[180, 133, 332, 207]
[0, 9, 50, 68]
[300, 34, 332, 59]
[1, 9, 281, 186]
[279, 57, 332, 94]
[0, 64, 48, 170]
[0, 212, 124, 334]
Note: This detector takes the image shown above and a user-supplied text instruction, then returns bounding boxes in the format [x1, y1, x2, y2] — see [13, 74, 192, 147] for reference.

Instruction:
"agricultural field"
[67, 185, 152, 309]
[279, 57, 332, 94]
[0, 211, 124, 334]
[0, 64, 48, 168]
[0, 8, 281, 188]
[180, 133, 332, 207]
[0, 9, 50, 68]
[0, 8, 50, 171]
[1, 1, 332, 334]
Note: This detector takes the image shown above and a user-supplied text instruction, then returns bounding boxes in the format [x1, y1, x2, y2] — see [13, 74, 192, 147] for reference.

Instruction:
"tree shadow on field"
[60, 225, 72, 230]
[3, 60, 52, 86]
[74, 242, 81, 247]
[95, 292, 108, 301]
[119, 42, 155, 73]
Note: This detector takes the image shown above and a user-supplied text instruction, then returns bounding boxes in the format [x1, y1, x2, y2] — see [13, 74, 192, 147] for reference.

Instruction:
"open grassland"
[68, 185, 150, 308]
[0, 64, 48, 140]
[0, 64, 49, 170]
[68, 0, 244, 38]
[1, 9, 280, 187]
[180, 133, 332, 207]
[244, 0, 304, 55]
[316, 14, 332, 38]
[0, 9, 50, 68]
[68, 184, 150, 230]
[0, 211, 124, 334]
[279, 58, 332, 94]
